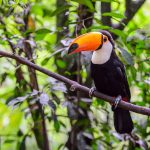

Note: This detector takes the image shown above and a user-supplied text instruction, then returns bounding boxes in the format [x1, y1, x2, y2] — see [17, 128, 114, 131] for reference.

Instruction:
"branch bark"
[0, 50, 150, 116]
[101, 1, 111, 26]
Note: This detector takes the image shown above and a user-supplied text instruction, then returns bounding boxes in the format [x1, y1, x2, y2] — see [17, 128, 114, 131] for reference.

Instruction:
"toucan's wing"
[116, 63, 131, 100]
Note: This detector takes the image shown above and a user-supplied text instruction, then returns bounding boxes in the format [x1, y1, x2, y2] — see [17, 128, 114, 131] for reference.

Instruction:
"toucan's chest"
[90, 57, 126, 97]
[91, 58, 118, 85]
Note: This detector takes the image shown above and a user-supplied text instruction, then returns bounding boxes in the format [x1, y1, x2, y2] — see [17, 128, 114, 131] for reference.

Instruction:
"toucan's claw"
[112, 95, 122, 110]
[89, 87, 96, 98]
[70, 84, 76, 92]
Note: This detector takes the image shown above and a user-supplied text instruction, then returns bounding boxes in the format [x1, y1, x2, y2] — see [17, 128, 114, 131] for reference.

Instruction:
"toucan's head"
[68, 30, 115, 64]
[68, 30, 114, 55]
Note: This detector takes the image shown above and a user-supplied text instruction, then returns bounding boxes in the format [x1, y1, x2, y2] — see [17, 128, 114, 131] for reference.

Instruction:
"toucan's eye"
[103, 36, 108, 43]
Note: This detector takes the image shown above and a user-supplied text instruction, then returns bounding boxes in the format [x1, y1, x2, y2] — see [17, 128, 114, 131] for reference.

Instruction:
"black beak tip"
[68, 43, 79, 54]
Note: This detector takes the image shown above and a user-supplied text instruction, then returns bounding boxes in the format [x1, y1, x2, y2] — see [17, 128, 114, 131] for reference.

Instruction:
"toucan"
[68, 30, 133, 134]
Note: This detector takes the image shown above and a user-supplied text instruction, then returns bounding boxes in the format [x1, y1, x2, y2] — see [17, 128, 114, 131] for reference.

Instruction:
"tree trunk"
[65, 3, 95, 150]
[23, 8, 50, 150]
[101, 2, 111, 26]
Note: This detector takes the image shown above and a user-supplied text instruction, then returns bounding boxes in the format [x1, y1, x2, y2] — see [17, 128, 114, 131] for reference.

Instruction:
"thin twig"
[0, 50, 150, 116]
[77, 52, 81, 107]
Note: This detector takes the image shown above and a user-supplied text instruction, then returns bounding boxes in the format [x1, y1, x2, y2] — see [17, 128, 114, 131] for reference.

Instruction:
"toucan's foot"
[112, 95, 122, 110]
[89, 87, 96, 98]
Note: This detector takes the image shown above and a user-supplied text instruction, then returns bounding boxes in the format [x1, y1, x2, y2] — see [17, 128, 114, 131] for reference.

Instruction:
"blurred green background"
[0, 0, 150, 150]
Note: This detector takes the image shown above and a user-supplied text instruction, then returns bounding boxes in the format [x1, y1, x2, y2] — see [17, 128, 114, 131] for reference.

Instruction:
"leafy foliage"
[0, 0, 150, 150]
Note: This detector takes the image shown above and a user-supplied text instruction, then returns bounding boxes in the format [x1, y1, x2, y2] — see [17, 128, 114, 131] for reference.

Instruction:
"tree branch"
[113, 0, 145, 30]
[0, 50, 150, 116]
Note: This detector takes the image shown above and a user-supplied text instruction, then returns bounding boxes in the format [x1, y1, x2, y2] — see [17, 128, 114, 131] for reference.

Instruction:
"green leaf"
[102, 12, 125, 19]
[41, 58, 49, 66]
[31, 4, 43, 16]
[22, 0, 28, 3]
[54, 121, 60, 132]
[36, 28, 50, 34]
[0, 72, 7, 85]
[110, 29, 126, 38]
[90, 25, 111, 30]
[118, 47, 134, 65]
[4, 139, 15, 143]
[95, 0, 119, 2]
[35, 28, 50, 41]
[72, 0, 95, 11]
[94, 18, 101, 24]
[14, 0, 19, 4]
[50, 5, 71, 16]
[130, 67, 136, 80]
[41, 48, 65, 66]
[17, 135, 27, 150]
[92, 98, 105, 106]
[58, 144, 64, 150]
[56, 59, 66, 68]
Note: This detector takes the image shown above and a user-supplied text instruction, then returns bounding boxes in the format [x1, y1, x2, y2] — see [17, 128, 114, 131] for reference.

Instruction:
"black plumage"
[91, 31, 133, 133]
[68, 30, 134, 133]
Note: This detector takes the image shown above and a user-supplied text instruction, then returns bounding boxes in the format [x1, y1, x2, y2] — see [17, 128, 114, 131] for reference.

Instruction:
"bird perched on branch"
[68, 30, 133, 134]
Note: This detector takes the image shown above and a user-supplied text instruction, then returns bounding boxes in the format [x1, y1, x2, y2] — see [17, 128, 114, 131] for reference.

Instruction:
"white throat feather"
[91, 41, 113, 64]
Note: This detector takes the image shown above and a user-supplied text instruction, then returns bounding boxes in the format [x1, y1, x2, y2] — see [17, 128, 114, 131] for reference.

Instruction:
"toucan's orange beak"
[68, 32, 103, 54]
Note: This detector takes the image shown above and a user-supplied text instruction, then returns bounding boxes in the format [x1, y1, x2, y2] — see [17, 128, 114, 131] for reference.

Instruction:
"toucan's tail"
[113, 108, 133, 134]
